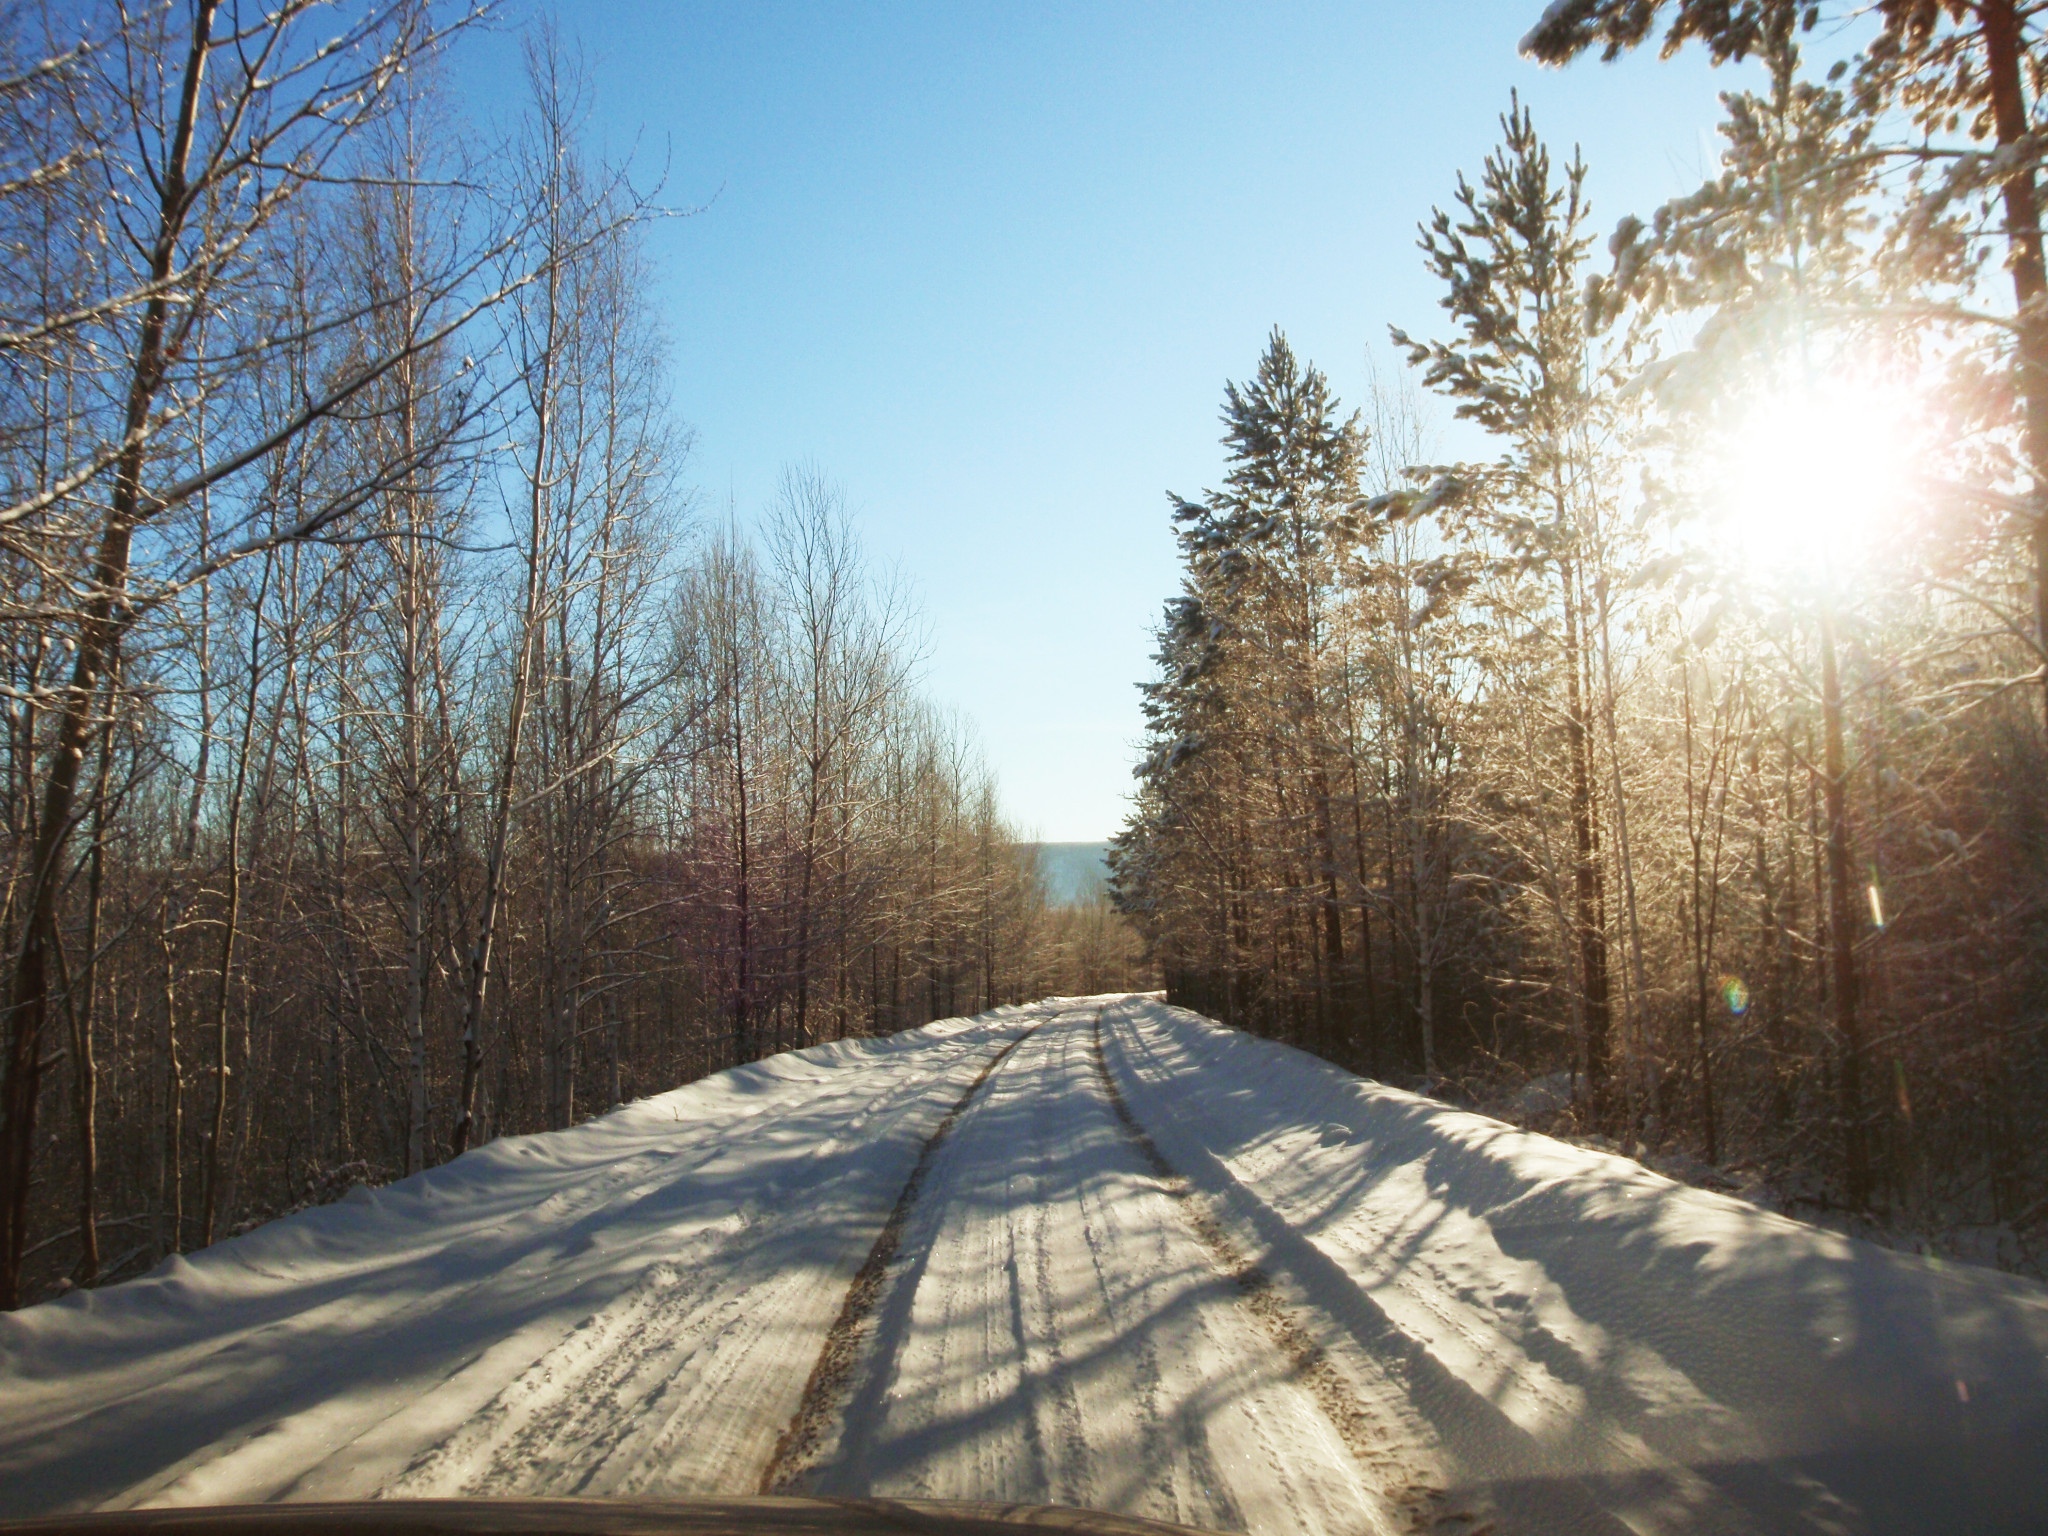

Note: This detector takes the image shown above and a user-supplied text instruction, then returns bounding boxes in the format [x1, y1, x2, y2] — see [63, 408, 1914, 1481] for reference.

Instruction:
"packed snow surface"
[3, 997, 2046, 1535]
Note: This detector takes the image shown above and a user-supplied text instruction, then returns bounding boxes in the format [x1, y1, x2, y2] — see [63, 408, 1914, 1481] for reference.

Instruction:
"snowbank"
[1102, 998, 2048, 1533]
[0, 1018, 1017, 1516]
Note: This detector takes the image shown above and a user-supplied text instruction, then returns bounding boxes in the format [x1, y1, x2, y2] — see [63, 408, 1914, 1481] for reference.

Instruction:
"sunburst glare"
[1714, 374, 1924, 580]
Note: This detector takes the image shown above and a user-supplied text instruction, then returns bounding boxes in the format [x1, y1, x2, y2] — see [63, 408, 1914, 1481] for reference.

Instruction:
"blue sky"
[453, 3, 1772, 840]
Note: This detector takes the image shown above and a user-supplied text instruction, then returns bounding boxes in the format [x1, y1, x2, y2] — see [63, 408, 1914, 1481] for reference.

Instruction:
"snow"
[3, 997, 2046, 1536]
[1518, 1, 1581, 61]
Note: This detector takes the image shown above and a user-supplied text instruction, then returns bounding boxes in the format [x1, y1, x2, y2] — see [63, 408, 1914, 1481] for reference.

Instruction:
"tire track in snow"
[1019, 1059, 1108, 1509]
[1102, 1003, 1765, 1536]
[1085, 1010, 1467, 1536]
[759, 1022, 1042, 1493]
[1044, 1022, 1246, 1529]
[375, 1028, 1013, 1502]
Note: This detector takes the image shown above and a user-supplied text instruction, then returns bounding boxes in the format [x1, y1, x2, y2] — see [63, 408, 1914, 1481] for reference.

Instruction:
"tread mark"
[1088, 1009, 1473, 1536]
[760, 1023, 1042, 1493]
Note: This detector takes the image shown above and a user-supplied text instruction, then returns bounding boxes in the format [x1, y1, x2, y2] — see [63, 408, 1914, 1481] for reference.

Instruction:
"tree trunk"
[451, 322, 553, 1158]
[1596, 572, 1651, 1107]
[1560, 556, 1613, 1114]
[733, 701, 752, 1066]
[1680, 666, 1720, 1164]
[203, 549, 273, 1248]
[67, 703, 117, 1284]
[158, 902, 185, 1262]
[1311, 769, 1346, 1059]
[1819, 605, 1868, 1206]
[0, 2, 217, 1309]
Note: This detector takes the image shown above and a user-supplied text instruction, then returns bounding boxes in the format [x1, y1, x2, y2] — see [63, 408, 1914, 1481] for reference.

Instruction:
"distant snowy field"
[3, 997, 2044, 1535]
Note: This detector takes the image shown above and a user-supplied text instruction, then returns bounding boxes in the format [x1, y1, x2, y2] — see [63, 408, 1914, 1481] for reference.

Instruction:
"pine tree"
[1394, 98, 1622, 1115]
[1526, 0, 2048, 718]
[1533, 21, 1923, 1207]
[1123, 331, 1365, 1050]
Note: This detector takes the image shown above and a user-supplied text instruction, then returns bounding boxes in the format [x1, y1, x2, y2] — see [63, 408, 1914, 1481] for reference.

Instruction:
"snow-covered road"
[3, 997, 2046, 1536]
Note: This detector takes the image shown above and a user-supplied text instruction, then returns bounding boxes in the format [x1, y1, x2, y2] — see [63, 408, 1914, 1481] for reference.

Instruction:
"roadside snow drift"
[1, 997, 2043, 1536]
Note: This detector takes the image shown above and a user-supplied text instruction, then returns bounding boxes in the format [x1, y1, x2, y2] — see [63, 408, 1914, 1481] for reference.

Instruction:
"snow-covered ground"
[3, 997, 2045, 1535]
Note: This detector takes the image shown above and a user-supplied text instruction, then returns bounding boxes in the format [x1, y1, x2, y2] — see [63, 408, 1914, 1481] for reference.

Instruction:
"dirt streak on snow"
[1083, 1010, 1452, 1533]
[2, 995, 2046, 1536]
[763, 1024, 1044, 1492]
[1099, 997, 2048, 1534]
[0, 1016, 1009, 1512]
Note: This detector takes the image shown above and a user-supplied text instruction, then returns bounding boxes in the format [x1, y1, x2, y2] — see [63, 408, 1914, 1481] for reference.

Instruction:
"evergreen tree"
[1393, 98, 1623, 1114]
[1526, 0, 2048, 714]
[1122, 331, 1365, 1052]
[1529, 7, 1982, 1209]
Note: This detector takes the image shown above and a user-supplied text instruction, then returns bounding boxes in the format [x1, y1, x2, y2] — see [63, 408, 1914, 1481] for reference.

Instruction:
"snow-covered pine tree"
[1121, 332, 1365, 1054]
[1536, 21, 1926, 1208]
[1394, 97, 1623, 1118]
[1526, 0, 2048, 716]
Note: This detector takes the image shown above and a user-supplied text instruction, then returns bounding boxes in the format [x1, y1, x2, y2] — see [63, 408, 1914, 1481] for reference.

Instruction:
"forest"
[1112, 3, 2048, 1272]
[0, 3, 1145, 1310]
[10, 0, 2048, 1319]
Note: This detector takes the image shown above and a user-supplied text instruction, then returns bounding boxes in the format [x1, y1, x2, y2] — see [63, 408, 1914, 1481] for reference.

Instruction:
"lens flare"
[1715, 375, 1922, 579]
[1721, 976, 1750, 1016]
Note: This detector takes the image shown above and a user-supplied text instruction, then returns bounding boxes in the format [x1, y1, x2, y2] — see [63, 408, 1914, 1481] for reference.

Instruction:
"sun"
[1713, 373, 1925, 582]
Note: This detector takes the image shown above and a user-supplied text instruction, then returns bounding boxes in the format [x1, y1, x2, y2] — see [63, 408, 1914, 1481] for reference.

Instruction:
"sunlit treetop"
[1522, 0, 1816, 66]
[1523, 1, 2048, 153]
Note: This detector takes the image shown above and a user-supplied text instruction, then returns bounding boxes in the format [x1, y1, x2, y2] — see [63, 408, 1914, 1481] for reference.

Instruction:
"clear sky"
[451, 2, 1769, 841]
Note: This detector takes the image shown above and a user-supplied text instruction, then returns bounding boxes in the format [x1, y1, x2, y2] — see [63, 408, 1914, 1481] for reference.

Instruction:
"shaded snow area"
[4, 999, 2047, 1535]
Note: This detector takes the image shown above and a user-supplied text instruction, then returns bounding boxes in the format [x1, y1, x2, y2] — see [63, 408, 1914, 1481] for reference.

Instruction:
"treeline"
[1114, 5, 2048, 1264]
[0, 3, 1063, 1308]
